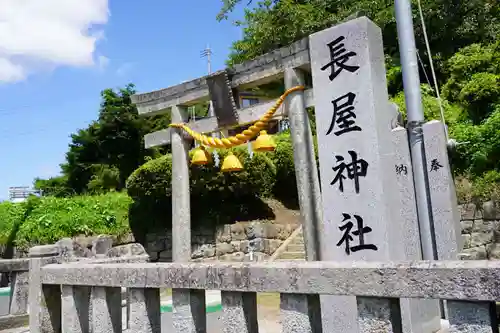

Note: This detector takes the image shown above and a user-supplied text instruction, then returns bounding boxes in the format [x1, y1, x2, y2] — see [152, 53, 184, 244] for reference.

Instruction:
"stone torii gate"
[131, 16, 463, 333]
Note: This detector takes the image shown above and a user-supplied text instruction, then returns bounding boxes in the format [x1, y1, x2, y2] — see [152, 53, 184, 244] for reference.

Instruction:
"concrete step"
[286, 244, 305, 252]
[290, 234, 304, 242]
[276, 258, 305, 262]
[289, 236, 304, 244]
[290, 239, 304, 246]
[279, 251, 306, 260]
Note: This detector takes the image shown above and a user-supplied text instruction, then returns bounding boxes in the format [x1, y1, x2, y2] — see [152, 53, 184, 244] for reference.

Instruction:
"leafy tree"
[219, 0, 500, 83]
[87, 165, 121, 193]
[391, 84, 467, 126]
[93, 84, 152, 187]
[61, 121, 103, 194]
[451, 105, 500, 176]
[442, 41, 500, 124]
[0, 195, 41, 286]
[36, 83, 212, 196]
[34, 176, 73, 197]
[59, 84, 164, 194]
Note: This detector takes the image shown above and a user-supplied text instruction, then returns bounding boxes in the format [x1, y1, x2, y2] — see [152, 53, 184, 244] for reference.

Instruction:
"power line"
[416, 0, 448, 140]
[0, 119, 92, 139]
[0, 94, 102, 116]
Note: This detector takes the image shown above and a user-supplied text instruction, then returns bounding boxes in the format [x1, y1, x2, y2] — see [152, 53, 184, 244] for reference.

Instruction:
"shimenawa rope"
[168, 86, 305, 149]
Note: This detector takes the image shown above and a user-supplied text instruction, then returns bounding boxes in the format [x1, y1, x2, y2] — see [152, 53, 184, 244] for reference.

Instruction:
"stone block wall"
[10, 201, 499, 263]
[459, 200, 500, 260]
[145, 221, 298, 262]
[143, 200, 500, 262]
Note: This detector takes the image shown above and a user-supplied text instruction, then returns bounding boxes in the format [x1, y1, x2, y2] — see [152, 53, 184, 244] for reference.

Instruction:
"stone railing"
[0, 236, 150, 332]
[30, 247, 500, 332]
[26, 242, 150, 333]
[0, 258, 30, 330]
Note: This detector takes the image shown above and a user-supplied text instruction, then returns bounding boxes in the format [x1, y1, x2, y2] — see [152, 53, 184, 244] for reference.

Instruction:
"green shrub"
[455, 171, 500, 204]
[127, 142, 277, 201]
[0, 202, 25, 245]
[272, 134, 298, 206]
[126, 134, 308, 241]
[450, 105, 500, 175]
[13, 192, 131, 248]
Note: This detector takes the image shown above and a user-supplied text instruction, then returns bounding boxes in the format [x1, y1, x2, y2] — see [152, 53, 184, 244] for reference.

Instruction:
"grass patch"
[161, 289, 172, 298]
[257, 293, 280, 309]
[0, 192, 132, 249]
[159, 290, 280, 310]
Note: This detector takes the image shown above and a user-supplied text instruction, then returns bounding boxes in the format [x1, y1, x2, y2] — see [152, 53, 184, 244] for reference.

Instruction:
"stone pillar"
[284, 67, 323, 262]
[28, 245, 61, 333]
[171, 104, 191, 263]
[61, 285, 91, 333]
[283, 67, 323, 333]
[91, 286, 122, 333]
[391, 126, 441, 332]
[357, 297, 402, 333]
[129, 288, 161, 333]
[9, 270, 29, 315]
[309, 17, 440, 332]
[423, 120, 466, 320]
[281, 293, 322, 333]
[423, 120, 462, 259]
[171, 104, 207, 332]
[221, 291, 258, 333]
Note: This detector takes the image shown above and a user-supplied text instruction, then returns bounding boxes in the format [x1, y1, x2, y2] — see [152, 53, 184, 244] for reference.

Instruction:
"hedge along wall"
[126, 132, 317, 243]
[0, 193, 132, 253]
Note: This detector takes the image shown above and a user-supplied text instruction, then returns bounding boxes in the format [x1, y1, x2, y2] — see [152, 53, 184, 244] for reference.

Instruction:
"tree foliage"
[35, 0, 500, 208]
[0, 193, 131, 249]
[58, 84, 157, 194]
[220, 0, 499, 78]
[442, 42, 500, 124]
[35, 84, 210, 196]
[218, 0, 500, 202]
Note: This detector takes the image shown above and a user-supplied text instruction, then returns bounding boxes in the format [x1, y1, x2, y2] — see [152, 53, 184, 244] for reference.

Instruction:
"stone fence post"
[28, 245, 61, 333]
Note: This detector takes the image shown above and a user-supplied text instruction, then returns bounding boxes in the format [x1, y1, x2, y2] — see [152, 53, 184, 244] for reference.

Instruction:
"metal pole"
[201, 45, 220, 164]
[206, 45, 214, 119]
[394, 0, 437, 261]
[207, 44, 212, 75]
[201, 45, 214, 119]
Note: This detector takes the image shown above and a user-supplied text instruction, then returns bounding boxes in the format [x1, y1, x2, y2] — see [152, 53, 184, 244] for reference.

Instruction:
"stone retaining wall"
[459, 200, 500, 260]
[8, 200, 500, 263]
[145, 221, 298, 262]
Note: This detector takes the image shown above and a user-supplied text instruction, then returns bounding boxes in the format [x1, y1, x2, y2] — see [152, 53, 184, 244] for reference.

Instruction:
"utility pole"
[200, 45, 221, 164]
[395, 0, 437, 262]
[200, 44, 212, 75]
[200, 45, 214, 119]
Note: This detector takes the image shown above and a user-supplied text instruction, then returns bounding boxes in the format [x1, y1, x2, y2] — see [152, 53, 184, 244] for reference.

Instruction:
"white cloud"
[0, 0, 109, 82]
[0, 58, 25, 82]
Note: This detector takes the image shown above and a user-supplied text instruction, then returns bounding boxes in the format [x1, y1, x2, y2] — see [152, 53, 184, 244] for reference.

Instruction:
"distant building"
[238, 91, 269, 108]
[8, 186, 41, 203]
[230, 91, 289, 137]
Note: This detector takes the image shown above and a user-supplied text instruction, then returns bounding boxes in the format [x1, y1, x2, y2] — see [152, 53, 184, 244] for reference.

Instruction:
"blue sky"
[0, 0, 247, 200]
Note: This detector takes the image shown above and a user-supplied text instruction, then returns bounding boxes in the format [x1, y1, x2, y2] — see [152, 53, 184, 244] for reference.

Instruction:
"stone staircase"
[273, 226, 305, 261]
